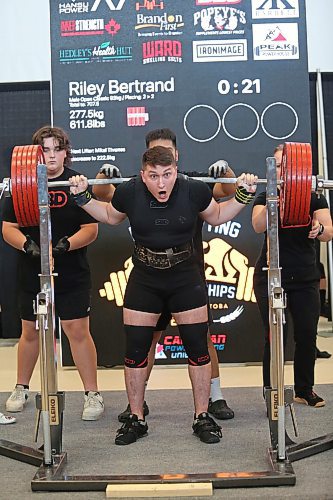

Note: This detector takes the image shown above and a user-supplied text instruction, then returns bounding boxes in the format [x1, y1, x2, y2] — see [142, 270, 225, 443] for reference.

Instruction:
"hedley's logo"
[252, 0, 299, 19]
[142, 40, 182, 64]
[135, 12, 184, 37]
[135, 0, 164, 11]
[59, 42, 132, 64]
[193, 6, 246, 35]
[90, 0, 126, 11]
[60, 18, 121, 36]
[253, 23, 299, 60]
[58, 2, 89, 14]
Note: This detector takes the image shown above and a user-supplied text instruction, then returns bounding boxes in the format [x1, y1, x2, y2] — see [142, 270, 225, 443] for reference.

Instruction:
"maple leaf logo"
[105, 19, 121, 36]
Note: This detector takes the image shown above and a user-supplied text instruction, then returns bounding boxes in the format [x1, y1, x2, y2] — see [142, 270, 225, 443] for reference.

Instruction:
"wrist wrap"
[72, 189, 92, 207]
[235, 186, 255, 205]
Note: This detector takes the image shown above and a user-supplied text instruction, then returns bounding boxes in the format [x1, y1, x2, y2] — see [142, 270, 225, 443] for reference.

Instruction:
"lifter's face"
[141, 162, 177, 202]
[148, 138, 178, 163]
[42, 137, 67, 178]
[274, 150, 282, 180]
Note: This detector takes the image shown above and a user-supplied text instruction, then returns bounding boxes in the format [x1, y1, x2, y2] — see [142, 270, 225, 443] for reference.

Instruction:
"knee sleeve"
[178, 323, 210, 366]
[124, 325, 154, 368]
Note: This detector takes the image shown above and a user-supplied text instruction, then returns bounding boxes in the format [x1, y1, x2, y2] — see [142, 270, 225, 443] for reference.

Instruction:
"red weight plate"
[20, 145, 35, 227]
[11, 146, 29, 227]
[25, 145, 40, 226]
[280, 142, 312, 227]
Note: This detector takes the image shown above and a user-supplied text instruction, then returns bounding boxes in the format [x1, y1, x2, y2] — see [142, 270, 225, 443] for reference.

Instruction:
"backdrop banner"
[49, 0, 310, 366]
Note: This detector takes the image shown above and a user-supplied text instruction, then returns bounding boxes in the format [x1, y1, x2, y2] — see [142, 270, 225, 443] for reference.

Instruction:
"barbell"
[1, 142, 332, 228]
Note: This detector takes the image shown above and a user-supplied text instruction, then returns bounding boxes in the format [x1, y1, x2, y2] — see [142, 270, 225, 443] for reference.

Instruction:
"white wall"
[0, 0, 332, 84]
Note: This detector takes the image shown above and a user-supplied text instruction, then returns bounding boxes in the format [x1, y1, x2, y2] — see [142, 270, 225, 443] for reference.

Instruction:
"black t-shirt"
[253, 191, 328, 283]
[2, 167, 96, 293]
[112, 174, 212, 250]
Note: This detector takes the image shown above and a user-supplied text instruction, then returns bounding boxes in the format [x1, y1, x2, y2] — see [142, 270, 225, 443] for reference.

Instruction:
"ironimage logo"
[193, 39, 247, 62]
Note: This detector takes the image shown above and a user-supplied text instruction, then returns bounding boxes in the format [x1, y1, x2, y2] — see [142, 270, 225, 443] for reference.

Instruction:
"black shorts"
[155, 291, 213, 331]
[19, 289, 91, 322]
[124, 261, 207, 317]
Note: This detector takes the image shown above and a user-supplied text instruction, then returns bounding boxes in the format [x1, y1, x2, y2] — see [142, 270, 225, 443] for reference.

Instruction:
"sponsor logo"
[196, 0, 241, 4]
[252, 0, 299, 19]
[60, 18, 120, 37]
[193, 6, 246, 35]
[90, 0, 126, 11]
[155, 343, 167, 360]
[127, 106, 149, 126]
[193, 39, 247, 62]
[58, 2, 89, 14]
[135, 12, 184, 37]
[59, 42, 132, 64]
[253, 23, 299, 60]
[142, 40, 182, 63]
[135, 0, 164, 11]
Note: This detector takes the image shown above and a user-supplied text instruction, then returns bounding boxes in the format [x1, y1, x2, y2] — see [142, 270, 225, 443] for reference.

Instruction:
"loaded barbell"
[1, 142, 333, 228]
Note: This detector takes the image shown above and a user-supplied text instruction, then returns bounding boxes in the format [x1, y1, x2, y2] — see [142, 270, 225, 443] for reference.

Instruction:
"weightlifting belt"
[134, 242, 193, 269]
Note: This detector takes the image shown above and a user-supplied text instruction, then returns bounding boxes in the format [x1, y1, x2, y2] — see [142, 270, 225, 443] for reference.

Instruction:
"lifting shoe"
[192, 412, 222, 444]
[115, 414, 148, 445]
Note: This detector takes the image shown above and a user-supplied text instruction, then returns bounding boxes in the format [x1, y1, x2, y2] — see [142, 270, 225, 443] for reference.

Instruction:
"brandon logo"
[193, 39, 247, 62]
[253, 23, 299, 60]
[135, 12, 184, 37]
[142, 40, 182, 64]
[193, 6, 246, 35]
[252, 0, 299, 19]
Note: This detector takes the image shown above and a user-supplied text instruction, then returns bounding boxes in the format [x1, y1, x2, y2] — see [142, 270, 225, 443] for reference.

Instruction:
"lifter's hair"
[32, 126, 72, 167]
[142, 146, 176, 170]
[145, 128, 177, 149]
[274, 144, 284, 154]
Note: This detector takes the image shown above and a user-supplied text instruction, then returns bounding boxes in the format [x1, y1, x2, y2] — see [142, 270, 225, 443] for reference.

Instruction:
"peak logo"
[135, 0, 164, 11]
[90, 0, 126, 11]
[253, 23, 299, 59]
[142, 40, 182, 64]
[194, 6, 246, 35]
[252, 0, 299, 18]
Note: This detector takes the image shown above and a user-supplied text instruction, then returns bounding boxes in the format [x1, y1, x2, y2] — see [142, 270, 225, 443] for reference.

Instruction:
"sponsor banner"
[251, 0, 299, 19]
[253, 23, 299, 60]
[193, 39, 247, 62]
[49, 0, 311, 366]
